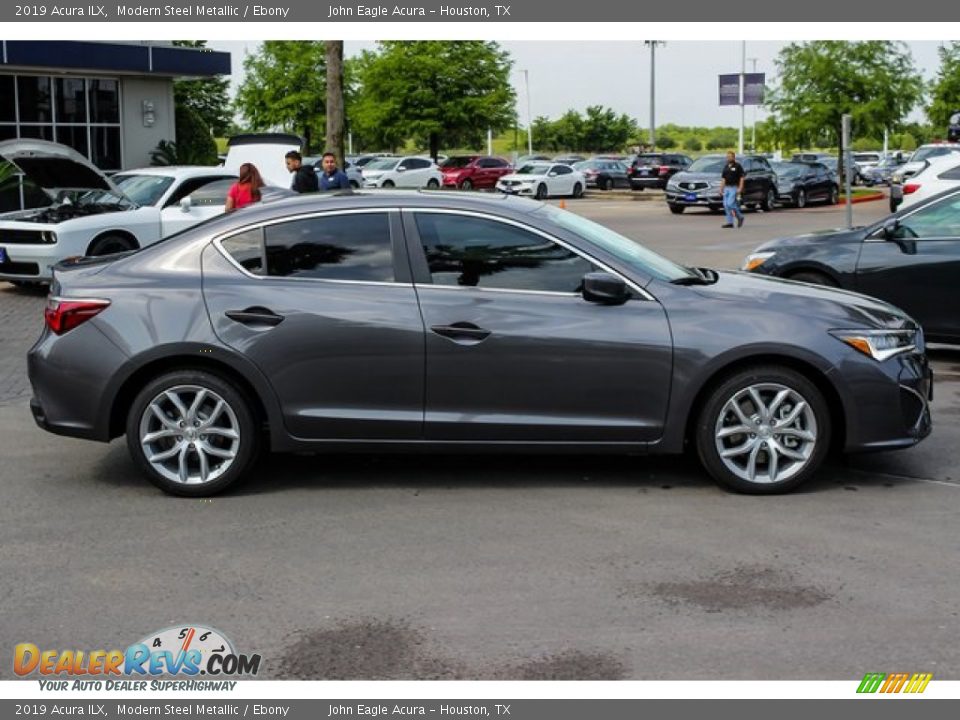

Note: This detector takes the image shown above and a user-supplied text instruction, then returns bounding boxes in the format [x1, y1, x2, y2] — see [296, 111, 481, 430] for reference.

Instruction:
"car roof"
[116, 166, 237, 180]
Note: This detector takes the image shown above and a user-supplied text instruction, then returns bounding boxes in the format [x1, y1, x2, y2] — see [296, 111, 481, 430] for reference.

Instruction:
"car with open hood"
[0, 136, 300, 284]
[29, 191, 930, 497]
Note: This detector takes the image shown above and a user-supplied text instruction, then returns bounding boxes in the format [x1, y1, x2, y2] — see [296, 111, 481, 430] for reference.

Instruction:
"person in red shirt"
[226, 163, 265, 211]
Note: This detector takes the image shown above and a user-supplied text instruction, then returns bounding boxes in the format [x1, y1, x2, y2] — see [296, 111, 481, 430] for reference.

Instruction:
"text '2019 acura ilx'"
[28, 191, 932, 496]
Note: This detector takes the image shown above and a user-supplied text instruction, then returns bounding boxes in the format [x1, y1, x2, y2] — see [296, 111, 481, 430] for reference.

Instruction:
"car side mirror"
[881, 218, 899, 240]
[582, 272, 629, 305]
[180, 197, 192, 213]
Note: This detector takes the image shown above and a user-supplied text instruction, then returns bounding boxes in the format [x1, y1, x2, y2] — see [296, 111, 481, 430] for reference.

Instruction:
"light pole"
[739, 41, 745, 154]
[747, 57, 758, 151]
[644, 41, 665, 150]
[523, 69, 533, 156]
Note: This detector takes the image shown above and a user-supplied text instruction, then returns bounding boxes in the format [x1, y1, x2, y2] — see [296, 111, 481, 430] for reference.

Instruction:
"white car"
[496, 162, 586, 200]
[0, 137, 297, 284]
[361, 156, 442, 189]
[899, 153, 960, 209]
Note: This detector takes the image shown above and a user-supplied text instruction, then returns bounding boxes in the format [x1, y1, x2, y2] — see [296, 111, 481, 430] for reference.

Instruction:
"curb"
[583, 190, 665, 201]
[842, 192, 885, 205]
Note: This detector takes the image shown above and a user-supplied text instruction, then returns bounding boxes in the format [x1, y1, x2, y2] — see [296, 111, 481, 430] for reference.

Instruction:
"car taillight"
[903, 183, 920, 194]
[44, 297, 110, 335]
[658, 166, 671, 175]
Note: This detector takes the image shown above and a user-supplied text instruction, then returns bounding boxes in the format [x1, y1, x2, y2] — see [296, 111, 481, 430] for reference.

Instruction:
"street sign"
[719, 72, 766, 106]
[719, 74, 740, 106]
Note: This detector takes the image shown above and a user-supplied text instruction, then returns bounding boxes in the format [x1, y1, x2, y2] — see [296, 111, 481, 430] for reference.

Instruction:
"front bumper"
[665, 190, 723, 206]
[835, 349, 933, 453]
[497, 184, 536, 196]
[0, 242, 60, 280]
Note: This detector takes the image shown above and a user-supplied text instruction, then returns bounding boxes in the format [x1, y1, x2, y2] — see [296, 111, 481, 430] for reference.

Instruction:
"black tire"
[789, 271, 838, 287]
[602, 177, 613, 191]
[382, 180, 395, 189]
[572, 182, 584, 199]
[668, 204, 685, 214]
[426, 178, 440, 189]
[349, 180, 359, 189]
[460, 179, 473, 191]
[88, 234, 137, 256]
[828, 186, 840, 205]
[535, 184, 548, 200]
[125, 370, 261, 497]
[696, 365, 831, 494]
[761, 186, 777, 212]
[795, 189, 807, 209]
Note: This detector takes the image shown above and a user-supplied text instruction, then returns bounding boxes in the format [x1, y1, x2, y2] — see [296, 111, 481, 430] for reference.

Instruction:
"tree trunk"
[325, 41, 345, 165]
[303, 125, 312, 157]
[430, 133, 439, 164]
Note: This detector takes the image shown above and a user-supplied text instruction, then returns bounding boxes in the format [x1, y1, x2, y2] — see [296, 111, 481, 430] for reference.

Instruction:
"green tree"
[581, 106, 634, 152]
[900, 132, 918, 151]
[171, 41, 232, 136]
[927, 42, 960, 129]
[236, 41, 326, 153]
[657, 134, 677, 150]
[767, 41, 923, 172]
[174, 105, 218, 164]
[683, 136, 702, 152]
[352, 41, 515, 161]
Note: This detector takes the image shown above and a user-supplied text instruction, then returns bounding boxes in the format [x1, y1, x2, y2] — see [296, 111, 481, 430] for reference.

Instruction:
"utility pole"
[748, 57, 758, 151]
[739, 41, 746, 154]
[523, 69, 533, 156]
[644, 41, 665, 150]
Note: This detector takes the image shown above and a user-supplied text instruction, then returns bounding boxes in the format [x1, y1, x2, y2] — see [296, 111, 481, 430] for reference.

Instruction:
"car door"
[474, 158, 495, 188]
[552, 164, 575, 195]
[400, 158, 431, 188]
[201, 209, 426, 439]
[855, 192, 960, 341]
[160, 177, 235, 236]
[404, 209, 674, 442]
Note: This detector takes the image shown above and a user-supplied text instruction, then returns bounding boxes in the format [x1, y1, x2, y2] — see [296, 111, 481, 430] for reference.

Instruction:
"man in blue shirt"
[318, 152, 352, 191]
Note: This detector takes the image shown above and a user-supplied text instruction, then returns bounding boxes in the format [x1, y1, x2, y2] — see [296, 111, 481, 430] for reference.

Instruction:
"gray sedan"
[28, 192, 931, 496]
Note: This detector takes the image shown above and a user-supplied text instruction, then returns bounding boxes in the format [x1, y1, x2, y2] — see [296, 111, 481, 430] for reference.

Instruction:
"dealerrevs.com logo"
[15, 625, 261, 689]
[857, 672, 933, 694]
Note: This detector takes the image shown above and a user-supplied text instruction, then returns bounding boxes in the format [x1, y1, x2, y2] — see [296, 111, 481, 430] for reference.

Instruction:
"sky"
[208, 40, 949, 130]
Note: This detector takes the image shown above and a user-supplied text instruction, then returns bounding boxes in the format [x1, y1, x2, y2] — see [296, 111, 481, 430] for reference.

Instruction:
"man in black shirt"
[285, 150, 319, 193]
[720, 151, 745, 228]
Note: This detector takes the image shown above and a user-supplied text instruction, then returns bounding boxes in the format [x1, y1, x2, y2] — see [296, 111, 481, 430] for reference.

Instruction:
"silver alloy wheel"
[713, 382, 818, 485]
[138, 385, 241, 485]
[796, 189, 806, 208]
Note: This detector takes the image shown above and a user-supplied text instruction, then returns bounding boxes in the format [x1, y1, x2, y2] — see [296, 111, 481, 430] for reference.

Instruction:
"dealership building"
[0, 40, 231, 211]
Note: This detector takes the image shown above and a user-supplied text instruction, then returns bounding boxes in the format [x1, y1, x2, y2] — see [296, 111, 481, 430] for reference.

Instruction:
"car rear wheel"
[696, 366, 831, 494]
[88, 234, 137, 256]
[572, 182, 584, 198]
[426, 178, 440, 189]
[126, 370, 260, 497]
[535, 184, 548, 200]
[460, 179, 473, 191]
[789, 271, 838, 287]
[762, 187, 777, 212]
[602, 177, 613, 191]
[795, 189, 807, 208]
[829, 186, 840, 205]
[668, 204, 685, 214]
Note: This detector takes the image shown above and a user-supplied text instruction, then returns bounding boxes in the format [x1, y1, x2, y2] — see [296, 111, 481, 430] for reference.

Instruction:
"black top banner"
[0, 0, 934, 22]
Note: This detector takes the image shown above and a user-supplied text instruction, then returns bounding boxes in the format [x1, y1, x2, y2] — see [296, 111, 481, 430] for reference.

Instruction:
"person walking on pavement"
[318, 152, 351, 191]
[285, 150, 319, 193]
[720, 150, 745, 228]
[225, 163, 265, 212]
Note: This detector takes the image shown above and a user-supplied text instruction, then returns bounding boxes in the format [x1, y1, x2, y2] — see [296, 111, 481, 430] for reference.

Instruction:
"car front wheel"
[761, 187, 777, 211]
[668, 203, 685, 214]
[695, 366, 831, 494]
[794, 189, 807, 208]
[126, 370, 260, 497]
[535, 184, 548, 200]
[572, 182, 584, 198]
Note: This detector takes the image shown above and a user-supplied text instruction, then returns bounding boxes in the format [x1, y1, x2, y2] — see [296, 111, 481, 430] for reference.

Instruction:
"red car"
[440, 155, 513, 190]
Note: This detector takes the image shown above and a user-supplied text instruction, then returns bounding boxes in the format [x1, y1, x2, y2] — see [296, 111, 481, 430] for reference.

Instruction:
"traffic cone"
[559, 199, 566, 209]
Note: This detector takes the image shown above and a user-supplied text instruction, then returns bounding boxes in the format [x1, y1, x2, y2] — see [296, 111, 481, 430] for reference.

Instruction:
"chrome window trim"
[212, 208, 409, 287]
[408, 207, 655, 301]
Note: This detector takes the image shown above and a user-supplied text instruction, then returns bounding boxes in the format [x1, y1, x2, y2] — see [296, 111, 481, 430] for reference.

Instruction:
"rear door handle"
[430, 322, 491, 342]
[225, 307, 285, 327]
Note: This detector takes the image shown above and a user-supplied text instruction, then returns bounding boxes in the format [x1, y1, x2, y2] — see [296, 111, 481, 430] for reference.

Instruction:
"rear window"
[634, 155, 665, 165]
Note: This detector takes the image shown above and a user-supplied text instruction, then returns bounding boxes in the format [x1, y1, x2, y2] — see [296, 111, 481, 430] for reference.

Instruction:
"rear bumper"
[630, 177, 667, 189]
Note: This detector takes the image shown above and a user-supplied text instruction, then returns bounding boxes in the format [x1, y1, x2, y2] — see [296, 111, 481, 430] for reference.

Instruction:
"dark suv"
[628, 153, 692, 190]
[665, 154, 778, 214]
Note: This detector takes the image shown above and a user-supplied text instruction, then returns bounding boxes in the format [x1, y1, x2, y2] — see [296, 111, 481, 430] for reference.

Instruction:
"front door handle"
[225, 307, 285, 327]
[430, 321, 491, 342]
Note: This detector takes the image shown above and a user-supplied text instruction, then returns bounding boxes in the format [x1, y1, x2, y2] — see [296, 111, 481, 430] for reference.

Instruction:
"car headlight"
[666, 182, 679, 191]
[829, 329, 917, 362]
[742, 251, 776, 271]
[708, 180, 722, 189]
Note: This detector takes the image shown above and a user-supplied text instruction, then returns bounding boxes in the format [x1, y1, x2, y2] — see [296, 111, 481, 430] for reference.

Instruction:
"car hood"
[752, 226, 867, 252]
[500, 173, 547, 182]
[670, 171, 721, 184]
[0, 138, 127, 198]
[691, 270, 916, 330]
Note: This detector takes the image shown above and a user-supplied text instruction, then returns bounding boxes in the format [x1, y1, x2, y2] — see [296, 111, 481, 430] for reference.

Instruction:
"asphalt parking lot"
[1, 195, 958, 681]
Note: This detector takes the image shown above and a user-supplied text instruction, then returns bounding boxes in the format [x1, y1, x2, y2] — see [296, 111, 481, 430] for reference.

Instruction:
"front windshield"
[686, 156, 726, 173]
[365, 158, 400, 171]
[442, 157, 474, 169]
[105, 174, 175, 206]
[517, 163, 550, 175]
[537, 205, 695, 282]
